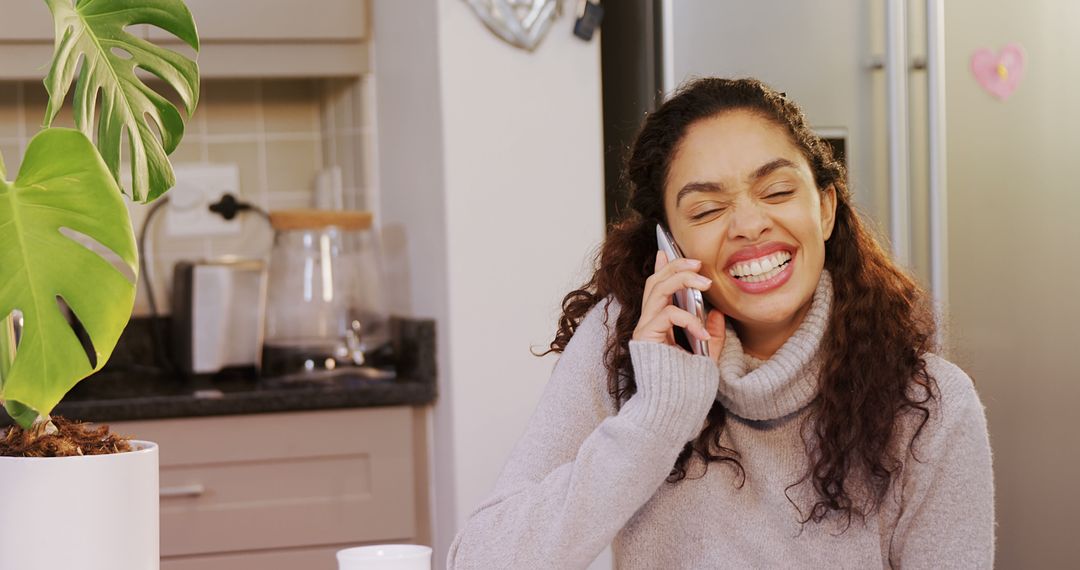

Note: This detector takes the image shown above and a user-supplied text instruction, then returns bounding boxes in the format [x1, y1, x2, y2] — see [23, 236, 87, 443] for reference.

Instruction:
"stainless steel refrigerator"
[601, 1, 1078, 566]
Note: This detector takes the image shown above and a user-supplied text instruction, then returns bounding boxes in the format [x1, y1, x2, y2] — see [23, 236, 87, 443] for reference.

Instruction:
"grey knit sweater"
[448, 273, 995, 569]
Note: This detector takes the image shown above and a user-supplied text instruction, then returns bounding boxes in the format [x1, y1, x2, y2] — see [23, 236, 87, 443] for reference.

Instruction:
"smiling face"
[663, 110, 836, 335]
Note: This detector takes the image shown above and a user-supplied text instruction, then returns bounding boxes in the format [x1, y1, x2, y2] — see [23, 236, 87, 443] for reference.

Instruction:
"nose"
[726, 200, 772, 242]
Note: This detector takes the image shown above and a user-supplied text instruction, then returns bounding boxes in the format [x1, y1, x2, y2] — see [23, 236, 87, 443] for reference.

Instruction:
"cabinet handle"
[160, 484, 206, 498]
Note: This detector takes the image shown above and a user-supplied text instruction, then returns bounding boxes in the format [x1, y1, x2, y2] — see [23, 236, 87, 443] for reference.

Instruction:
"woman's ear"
[820, 184, 838, 240]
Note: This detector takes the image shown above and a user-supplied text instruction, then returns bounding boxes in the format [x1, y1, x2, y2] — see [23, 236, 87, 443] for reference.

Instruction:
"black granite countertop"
[1, 317, 437, 425]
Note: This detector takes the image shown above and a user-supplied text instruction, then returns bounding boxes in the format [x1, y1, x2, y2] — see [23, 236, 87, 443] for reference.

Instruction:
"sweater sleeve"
[889, 356, 995, 569]
[447, 300, 720, 569]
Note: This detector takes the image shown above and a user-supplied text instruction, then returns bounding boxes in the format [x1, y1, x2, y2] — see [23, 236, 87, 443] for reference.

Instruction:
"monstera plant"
[0, 0, 199, 438]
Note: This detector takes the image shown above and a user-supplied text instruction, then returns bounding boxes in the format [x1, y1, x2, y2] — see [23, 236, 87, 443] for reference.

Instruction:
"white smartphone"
[655, 224, 710, 357]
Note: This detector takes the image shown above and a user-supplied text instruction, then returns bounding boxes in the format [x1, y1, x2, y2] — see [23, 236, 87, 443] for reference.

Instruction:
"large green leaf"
[0, 128, 137, 427]
[43, 0, 200, 203]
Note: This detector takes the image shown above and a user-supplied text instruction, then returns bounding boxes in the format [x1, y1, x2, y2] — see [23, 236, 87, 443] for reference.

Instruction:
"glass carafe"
[260, 210, 389, 380]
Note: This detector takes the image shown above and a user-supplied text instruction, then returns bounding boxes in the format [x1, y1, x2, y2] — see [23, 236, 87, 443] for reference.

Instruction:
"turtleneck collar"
[715, 270, 832, 421]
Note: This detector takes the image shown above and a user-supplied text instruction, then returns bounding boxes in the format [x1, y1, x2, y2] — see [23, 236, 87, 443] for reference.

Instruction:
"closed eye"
[765, 191, 794, 200]
[690, 208, 724, 221]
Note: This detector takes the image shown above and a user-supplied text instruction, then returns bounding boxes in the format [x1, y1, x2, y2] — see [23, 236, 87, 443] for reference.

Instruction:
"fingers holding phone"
[632, 249, 717, 353]
[637, 224, 728, 360]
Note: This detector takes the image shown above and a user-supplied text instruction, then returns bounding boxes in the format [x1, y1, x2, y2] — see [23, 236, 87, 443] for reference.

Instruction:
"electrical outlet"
[166, 163, 242, 237]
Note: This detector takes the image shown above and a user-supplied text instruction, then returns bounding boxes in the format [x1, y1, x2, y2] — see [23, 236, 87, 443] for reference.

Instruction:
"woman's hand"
[632, 250, 726, 360]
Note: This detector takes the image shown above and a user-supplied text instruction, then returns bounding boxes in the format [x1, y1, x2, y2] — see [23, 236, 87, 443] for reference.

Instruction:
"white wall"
[373, 1, 606, 567]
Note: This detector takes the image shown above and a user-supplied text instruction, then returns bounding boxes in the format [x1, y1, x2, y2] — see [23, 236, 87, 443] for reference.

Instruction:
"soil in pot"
[0, 416, 132, 457]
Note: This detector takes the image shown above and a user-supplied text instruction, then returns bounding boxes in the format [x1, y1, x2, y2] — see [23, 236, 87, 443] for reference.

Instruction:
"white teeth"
[744, 263, 785, 283]
[728, 251, 792, 279]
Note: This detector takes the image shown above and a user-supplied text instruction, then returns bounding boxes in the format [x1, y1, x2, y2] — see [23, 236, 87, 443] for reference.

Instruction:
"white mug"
[336, 544, 433, 570]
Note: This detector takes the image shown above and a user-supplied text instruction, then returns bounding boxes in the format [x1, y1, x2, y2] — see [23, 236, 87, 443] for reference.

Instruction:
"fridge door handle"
[867, 55, 925, 71]
[886, 0, 912, 268]
[926, 0, 949, 345]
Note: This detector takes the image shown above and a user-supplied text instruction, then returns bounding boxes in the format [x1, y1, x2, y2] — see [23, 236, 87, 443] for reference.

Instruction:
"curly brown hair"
[546, 77, 938, 527]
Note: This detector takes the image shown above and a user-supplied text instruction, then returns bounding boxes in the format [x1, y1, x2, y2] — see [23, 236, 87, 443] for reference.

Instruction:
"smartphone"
[655, 224, 710, 357]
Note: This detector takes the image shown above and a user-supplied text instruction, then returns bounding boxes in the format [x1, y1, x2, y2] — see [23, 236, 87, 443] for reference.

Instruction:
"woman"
[448, 78, 994, 568]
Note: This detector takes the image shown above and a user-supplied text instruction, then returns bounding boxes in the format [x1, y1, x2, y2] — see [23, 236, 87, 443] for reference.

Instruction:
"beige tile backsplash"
[0, 77, 373, 316]
[0, 142, 18, 173]
[263, 80, 322, 134]
[20, 84, 77, 133]
[202, 80, 260, 136]
[265, 139, 322, 193]
[0, 88, 19, 138]
[204, 140, 262, 199]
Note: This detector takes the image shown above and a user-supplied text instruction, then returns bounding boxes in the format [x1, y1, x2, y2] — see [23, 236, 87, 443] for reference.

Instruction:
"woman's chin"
[718, 280, 818, 324]
[724, 290, 819, 340]
[728, 310, 799, 329]
[716, 294, 797, 324]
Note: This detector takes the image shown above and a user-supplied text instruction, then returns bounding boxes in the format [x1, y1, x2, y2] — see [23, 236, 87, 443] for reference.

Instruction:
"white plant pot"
[0, 440, 159, 570]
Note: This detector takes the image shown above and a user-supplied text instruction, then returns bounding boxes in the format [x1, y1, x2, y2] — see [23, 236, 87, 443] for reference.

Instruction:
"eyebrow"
[675, 158, 799, 207]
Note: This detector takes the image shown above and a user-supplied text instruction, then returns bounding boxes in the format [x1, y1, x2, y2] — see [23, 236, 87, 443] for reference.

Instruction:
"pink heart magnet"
[970, 43, 1026, 100]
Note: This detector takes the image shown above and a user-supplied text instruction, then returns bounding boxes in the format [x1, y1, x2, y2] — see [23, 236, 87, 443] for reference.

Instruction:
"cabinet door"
[149, 0, 370, 77]
[148, 0, 367, 42]
[160, 544, 343, 570]
[112, 407, 416, 558]
[0, 3, 55, 79]
[0, 0, 369, 79]
[0, 3, 53, 41]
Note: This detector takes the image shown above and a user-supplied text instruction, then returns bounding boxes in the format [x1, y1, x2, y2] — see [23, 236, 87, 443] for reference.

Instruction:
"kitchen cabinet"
[154, 0, 370, 78]
[0, 3, 53, 41]
[0, 0, 369, 80]
[0, 2, 55, 80]
[111, 406, 429, 570]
